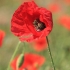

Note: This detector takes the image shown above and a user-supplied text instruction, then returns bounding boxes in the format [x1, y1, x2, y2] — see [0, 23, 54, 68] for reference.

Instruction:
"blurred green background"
[0, 0, 70, 70]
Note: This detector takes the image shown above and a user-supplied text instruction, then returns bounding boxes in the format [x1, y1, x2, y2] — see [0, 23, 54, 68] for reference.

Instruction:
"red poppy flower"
[11, 1, 53, 42]
[11, 53, 45, 70]
[58, 15, 70, 30]
[0, 30, 5, 47]
[31, 37, 48, 51]
[48, 3, 61, 13]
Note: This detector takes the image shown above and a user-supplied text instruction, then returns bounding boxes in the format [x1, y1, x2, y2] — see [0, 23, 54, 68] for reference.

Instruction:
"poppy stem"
[22, 42, 25, 53]
[7, 41, 21, 70]
[46, 37, 55, 70]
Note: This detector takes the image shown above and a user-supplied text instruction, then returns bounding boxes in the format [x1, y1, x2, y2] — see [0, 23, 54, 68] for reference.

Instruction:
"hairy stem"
[7, 41, 21, 70]
[46, 37, 55, 70]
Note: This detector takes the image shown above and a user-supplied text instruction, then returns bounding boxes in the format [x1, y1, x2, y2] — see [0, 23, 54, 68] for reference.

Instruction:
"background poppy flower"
[11, 53, 45, 70]
[0, 30, 5, 47]
[11, 1, 53, 42]
[64, 0, 70, 5]
[58, 15, 70, 30]
[31, 37, 48, 51]
[48, 3, 61, 13]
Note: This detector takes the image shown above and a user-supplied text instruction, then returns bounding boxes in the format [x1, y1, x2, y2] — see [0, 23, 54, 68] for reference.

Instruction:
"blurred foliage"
[0, 0, 70, 70]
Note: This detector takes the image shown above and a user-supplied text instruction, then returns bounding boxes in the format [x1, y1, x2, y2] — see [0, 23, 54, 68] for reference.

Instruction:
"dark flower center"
[33, 19, 46, 31]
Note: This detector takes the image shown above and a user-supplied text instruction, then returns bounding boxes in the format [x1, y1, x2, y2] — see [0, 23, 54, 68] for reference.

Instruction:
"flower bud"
[16, 54, 24, 69]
